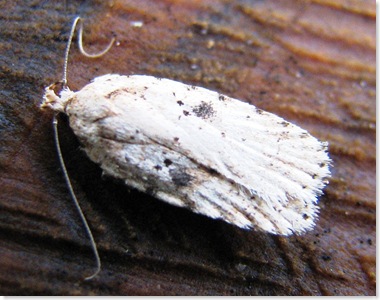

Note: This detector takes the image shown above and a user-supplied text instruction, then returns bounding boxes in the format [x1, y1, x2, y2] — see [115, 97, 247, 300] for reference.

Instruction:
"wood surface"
[0, 0, 375, 295]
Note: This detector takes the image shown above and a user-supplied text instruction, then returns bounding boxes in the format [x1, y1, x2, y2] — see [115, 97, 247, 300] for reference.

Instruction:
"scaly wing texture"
[66, 74, 330, 235]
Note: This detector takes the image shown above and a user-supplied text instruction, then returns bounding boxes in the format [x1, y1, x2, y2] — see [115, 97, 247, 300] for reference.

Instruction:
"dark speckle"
[218, 94, 225, 101]
[256, 108, 263, 114]
[164, 159, 173, 167]
[192, 101, 215, 119]
[303, 213, 309, 220]
[279, 121, 290, 127]
[173, 137, 179, 142]
[105, 88, 130, 99]
[207, 167, 218, 175]
[183, 110, 190, 116]
[154, 165, 162, 171]
[177, 100, 184, 106]
[170, 168, 193, 187]
[367, 239, 373, 245]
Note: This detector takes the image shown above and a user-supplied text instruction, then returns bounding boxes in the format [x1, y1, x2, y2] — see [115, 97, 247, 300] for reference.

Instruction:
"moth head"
[40, 81, 75, 113]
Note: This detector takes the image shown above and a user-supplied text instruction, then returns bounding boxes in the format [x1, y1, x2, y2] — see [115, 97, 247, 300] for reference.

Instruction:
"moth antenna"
[53, 114, 101, 280]
[62, 16, 80, 86]
[62, 16, 115, 86]
[56, 15, 115, 280]
[77, 19, 115, 59]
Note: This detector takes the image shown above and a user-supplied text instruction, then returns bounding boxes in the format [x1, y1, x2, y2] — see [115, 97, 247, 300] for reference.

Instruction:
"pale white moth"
[41, 17, 331, 279]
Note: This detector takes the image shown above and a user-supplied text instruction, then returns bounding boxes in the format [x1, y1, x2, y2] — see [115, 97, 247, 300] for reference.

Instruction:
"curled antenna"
[57, 16, 115, 280]
[62, 16, 115, 86]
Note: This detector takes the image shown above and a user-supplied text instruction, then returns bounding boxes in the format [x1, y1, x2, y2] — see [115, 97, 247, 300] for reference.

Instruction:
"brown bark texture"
[0, 0, 375, 296]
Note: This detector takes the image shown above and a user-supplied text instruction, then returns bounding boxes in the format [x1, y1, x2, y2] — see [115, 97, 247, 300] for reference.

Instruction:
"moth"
[41, 17, 331, 278]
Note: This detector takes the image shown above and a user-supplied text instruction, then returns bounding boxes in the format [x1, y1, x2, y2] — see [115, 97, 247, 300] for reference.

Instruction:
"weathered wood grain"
[0, 0, 375, 295]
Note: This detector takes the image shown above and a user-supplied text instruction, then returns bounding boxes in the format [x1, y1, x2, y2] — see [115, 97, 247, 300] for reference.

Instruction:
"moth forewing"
[46, 74, 331, 235]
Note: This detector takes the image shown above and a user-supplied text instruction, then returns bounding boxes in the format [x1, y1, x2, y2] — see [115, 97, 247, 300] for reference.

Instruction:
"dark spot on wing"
[169, 168, 193, 187]
[203, 167, 218, 176]
[105, 88, 130, 99]
[192, 101, 215, 119]
[164, 159, 173, 167]
[279, 121, 290, 127]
